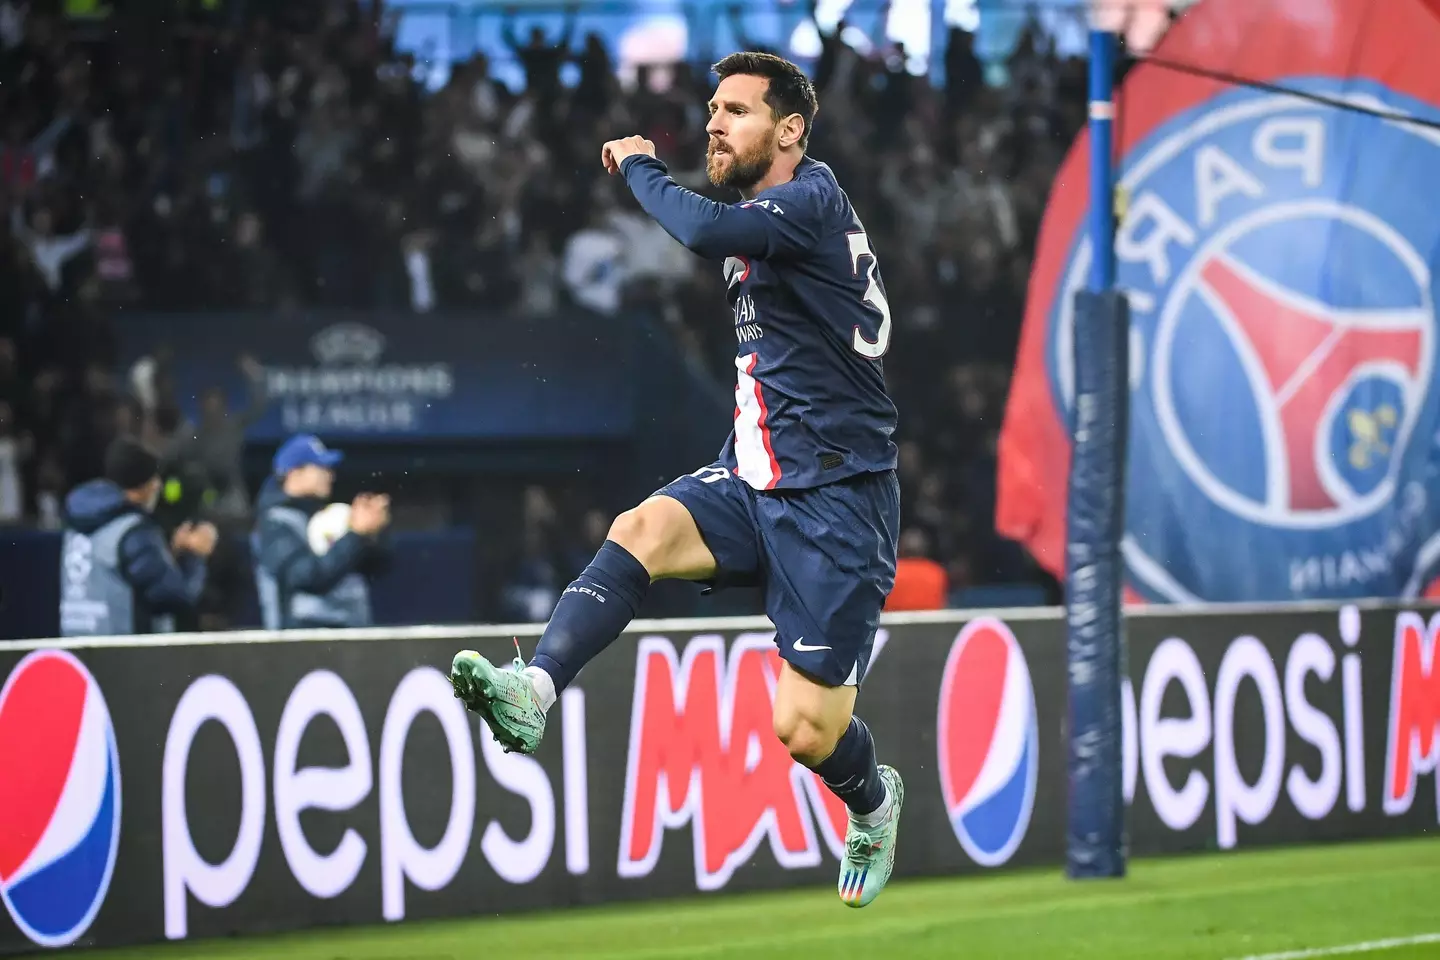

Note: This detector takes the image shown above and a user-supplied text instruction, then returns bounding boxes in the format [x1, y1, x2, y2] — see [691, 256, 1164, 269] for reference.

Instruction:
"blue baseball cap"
[272, 435, 344, 476]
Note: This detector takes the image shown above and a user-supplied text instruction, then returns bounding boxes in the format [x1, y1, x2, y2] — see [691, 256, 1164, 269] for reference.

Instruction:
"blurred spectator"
[503, 10, 574, 111]
[607, 190, 694, 296]
[518, 231, 561, 316]
[403, 228, 438, 314]
[34, 451, 65, 529]
[13, 204, 89, 293]
[252, 434, 392, 629]
[575, 32, 615, 115]
[0, 0, 27, 51]
[885, 527, 950, 612]
[0, 399, 28, 522]
[220, 211, 287, 309]
[0, 338, 21, 411]
[60, 437, 217, 636]
[167, 354, 268, 523]
[562, 206, 625, 316]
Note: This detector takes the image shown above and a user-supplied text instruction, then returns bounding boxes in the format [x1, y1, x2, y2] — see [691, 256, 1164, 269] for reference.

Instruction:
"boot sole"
[450, 652, 532, 754]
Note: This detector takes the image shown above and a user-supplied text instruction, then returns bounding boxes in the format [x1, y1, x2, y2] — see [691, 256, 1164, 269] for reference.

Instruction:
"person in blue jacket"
[60, 438, 218, 636]
[251, 434, 391, 629]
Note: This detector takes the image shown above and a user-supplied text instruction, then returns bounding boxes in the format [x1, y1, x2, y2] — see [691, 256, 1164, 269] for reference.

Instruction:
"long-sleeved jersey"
[621, 153, 898, 490]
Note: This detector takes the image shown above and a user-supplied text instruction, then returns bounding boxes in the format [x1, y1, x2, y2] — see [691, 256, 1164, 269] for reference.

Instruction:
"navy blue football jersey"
[621, 154, 898, 490]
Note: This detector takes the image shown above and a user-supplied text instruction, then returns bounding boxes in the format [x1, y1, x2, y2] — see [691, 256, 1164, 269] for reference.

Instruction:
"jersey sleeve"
[620, 155, 827, 260]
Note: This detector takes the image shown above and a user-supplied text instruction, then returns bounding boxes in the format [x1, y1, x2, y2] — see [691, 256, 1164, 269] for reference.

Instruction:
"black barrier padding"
[0, 605, 1436, 955]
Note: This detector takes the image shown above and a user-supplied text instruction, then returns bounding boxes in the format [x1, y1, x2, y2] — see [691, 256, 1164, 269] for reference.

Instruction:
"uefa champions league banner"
[997, 0, 1440, 603]
[1, 604, 1438, 954]
[115, 311, 639, 442]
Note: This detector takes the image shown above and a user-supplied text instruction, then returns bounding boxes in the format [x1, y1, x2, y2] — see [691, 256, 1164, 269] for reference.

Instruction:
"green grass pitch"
[88, 836, 1439, 960]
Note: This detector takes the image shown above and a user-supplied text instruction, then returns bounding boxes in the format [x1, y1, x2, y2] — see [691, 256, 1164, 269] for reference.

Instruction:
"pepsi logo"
[0, 651, 121, 947]
[936, 618, 1038, 867]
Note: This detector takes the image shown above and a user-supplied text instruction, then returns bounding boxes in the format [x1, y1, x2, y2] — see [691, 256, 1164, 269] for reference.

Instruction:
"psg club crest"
[999, 0, 1440, 603]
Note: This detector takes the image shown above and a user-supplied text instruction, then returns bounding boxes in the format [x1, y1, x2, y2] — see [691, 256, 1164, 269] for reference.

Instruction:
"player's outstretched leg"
[453, 495, 715, 753]
[451, 535, 649, 753]
[773, 666, 903, 908]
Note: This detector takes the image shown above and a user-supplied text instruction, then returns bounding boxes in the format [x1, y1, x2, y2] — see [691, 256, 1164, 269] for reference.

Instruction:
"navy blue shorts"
[654, 463, 900, 687]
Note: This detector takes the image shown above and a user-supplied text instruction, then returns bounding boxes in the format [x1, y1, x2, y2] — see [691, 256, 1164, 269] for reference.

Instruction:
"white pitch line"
[1229, 932, 1440, 960]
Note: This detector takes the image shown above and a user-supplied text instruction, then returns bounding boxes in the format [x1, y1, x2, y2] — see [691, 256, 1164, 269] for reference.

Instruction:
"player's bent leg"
[524, 495, 715, 694]
[607, 494, 719, 581]
[772, 661, 856, 764]
[453, 496, 717, 755]
[773, 663, 904, 909]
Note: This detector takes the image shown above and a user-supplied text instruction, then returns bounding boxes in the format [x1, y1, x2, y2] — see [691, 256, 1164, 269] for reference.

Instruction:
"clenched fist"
[601, 135, 656, 175]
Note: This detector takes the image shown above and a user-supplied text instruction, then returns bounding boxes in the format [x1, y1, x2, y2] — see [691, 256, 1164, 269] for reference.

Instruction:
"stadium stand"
[0, 0, 1075, 622]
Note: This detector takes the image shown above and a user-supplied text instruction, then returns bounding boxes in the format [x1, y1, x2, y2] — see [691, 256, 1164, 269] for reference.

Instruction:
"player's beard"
[707, 131, 776, 190]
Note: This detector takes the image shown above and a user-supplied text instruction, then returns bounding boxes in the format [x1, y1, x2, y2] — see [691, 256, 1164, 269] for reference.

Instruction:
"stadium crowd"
[0, 0, 1087, 620]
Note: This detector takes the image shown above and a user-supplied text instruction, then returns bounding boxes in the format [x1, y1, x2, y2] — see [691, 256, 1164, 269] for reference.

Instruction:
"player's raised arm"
[613, 152, 820, 260]
[601, 52, 825, 261]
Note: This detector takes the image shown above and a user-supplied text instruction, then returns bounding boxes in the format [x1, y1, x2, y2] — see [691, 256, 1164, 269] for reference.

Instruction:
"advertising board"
[1, 603, 1435, 954]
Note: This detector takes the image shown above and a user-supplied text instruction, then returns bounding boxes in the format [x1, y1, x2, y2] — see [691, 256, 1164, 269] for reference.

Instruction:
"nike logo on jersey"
[792, 637, 832, 652]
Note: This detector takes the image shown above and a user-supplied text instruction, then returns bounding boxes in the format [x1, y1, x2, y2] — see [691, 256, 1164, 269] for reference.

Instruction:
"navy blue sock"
[529, 540, 650, 694]
[812, 717, 886, 816]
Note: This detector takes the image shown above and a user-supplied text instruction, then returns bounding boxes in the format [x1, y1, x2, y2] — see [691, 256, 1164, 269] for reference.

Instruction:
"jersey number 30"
[847, 231, 892, 359]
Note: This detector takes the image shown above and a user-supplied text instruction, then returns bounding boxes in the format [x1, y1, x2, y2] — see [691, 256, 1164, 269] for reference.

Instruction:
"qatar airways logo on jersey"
[727, 257, 763, 344]
[735, 297, 762, 345]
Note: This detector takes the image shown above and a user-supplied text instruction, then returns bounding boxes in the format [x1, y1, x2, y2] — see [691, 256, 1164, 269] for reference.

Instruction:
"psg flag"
[997, 0, 1440, 603]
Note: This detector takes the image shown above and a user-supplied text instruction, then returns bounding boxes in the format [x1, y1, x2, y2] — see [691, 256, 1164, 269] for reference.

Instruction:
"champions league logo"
[1047, 81, 1440, 601]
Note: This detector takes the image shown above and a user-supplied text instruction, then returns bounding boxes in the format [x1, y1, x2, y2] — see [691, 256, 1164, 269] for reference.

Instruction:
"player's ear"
[778, 112, 805, 149]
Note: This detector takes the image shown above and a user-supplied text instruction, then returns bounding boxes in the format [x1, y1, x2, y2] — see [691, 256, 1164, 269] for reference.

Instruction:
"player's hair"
[712, 51, 818, 149]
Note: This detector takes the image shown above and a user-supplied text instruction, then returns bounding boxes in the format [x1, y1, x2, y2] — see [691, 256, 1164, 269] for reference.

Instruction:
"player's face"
[706, 74, 780, 189]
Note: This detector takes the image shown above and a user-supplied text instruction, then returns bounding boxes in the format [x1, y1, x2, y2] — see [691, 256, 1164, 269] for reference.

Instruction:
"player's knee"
[772, 710, 835, 766]
[606, 508, 648, 551]
[607, 497, 712, 581]
[606, 503, 670, 575]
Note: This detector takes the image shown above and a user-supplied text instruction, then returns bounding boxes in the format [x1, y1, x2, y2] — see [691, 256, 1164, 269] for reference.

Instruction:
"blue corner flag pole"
[1088, 28, 1116, 293]
[1065, 26, 1127, 880]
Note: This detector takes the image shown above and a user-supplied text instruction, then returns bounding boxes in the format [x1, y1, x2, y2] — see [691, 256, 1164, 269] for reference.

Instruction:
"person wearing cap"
[60, 437, 218, 636]
[251, 434, 391, 630]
